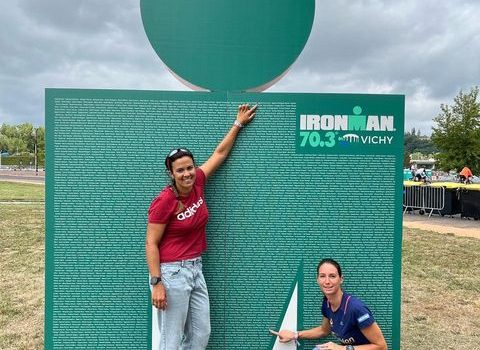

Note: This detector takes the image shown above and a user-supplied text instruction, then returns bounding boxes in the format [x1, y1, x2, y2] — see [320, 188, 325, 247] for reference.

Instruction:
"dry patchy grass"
[0, 202, 44, 350]
[401, 227, 480, 349]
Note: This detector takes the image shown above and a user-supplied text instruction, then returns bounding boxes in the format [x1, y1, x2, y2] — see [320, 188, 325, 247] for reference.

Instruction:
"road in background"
[0, 169, 45, 184]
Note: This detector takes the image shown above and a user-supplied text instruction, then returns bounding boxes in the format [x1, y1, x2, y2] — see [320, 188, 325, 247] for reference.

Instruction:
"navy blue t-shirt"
[321, 292, 375, 345]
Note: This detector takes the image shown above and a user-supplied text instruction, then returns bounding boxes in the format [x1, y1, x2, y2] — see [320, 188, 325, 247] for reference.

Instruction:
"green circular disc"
[141, 0, 315, 92]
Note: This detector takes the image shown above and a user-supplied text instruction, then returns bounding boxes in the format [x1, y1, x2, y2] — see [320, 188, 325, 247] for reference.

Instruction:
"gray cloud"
[1, 0, 479, 135]
[0, 0, 186, 125]
[269, 1, 480, 134]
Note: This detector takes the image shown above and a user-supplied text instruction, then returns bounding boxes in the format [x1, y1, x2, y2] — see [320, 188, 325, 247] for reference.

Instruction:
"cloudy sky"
[1, 0, 479, 135]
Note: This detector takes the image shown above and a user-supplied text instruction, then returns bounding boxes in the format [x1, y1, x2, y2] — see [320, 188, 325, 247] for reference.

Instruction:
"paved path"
[0, 170, 44, 184]
[403, 213, 479, 239]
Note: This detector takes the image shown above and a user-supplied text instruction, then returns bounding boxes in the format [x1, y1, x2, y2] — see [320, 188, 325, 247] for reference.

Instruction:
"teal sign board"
[45, 89, 404, 349]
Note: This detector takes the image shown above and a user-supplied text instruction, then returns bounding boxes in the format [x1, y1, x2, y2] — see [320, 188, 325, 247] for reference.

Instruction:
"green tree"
[35, 127, 45, 155]
[17, 123, 35, 151]
[431, 86, 480, 174]
[0, 123, 44, 155]
[0, 123, 16, 138]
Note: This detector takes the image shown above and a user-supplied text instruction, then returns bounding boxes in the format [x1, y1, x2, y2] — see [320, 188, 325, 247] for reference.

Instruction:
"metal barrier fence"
[403, 185, 445, 217]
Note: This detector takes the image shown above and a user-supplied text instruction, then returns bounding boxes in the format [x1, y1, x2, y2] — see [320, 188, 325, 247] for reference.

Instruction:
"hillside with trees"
[403, 128, 437, 167]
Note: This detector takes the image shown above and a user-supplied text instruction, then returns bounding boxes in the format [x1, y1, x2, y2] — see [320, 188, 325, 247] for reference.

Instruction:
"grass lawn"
[0, 181, 44, 202]
[0, 182, 479, 349]
[401, 227, 480, 349]
[0, 183, 44, 350]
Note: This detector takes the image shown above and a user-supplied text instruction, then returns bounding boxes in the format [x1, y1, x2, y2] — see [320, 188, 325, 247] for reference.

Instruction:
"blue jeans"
[152, 257, 211, 350]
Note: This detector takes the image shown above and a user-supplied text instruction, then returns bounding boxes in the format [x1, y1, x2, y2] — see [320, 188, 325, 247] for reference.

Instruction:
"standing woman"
[145, 104, 257, 350]
[271, 258, 387, 350]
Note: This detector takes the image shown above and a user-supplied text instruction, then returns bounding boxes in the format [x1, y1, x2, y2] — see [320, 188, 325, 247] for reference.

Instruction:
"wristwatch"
[345, 345, 355, 350]
[233, 120, 244, 128]
[150, 276, 162, 285]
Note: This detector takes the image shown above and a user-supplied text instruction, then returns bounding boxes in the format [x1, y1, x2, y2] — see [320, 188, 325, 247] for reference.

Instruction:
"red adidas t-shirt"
[148, 168, 209, 262]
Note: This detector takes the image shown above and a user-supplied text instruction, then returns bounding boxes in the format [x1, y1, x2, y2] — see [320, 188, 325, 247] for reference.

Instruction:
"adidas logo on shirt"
[176, 197, 204, 221]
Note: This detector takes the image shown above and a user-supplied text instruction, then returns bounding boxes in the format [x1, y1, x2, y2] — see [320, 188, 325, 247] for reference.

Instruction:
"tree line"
[0, 123, 45, 155]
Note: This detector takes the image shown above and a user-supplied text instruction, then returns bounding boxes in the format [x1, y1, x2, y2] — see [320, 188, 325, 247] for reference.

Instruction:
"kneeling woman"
[146, 104, 257, 350]
[271, 258, 387, 350]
